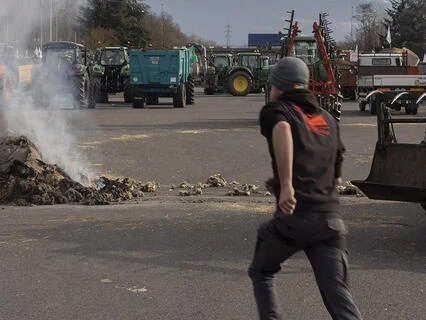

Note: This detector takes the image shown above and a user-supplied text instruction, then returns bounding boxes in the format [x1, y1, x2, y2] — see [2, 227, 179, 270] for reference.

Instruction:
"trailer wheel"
[133, 97, 145, 108]
[228, 71, 252, 96]
[173, 84, 186, 108]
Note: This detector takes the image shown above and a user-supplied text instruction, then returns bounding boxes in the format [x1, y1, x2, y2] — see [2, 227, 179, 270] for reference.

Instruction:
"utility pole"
[49, 0, 53, 41]
[40, 0, 43, 46]
[225, 23, 231, 47]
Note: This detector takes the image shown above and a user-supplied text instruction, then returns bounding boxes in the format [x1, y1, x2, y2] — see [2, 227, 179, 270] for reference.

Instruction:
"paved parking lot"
[0, 92, 425, 319]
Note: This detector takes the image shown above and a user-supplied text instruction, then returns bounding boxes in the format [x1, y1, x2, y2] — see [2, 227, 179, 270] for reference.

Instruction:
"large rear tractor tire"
[186, 75, 195, 105]
[123, 76, 133, 103]
[228, 71, 252, 96]
[173, 84, 186, 108]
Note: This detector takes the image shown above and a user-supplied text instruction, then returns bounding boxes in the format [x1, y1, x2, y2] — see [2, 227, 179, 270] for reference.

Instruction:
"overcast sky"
[144, 0, 390, 46]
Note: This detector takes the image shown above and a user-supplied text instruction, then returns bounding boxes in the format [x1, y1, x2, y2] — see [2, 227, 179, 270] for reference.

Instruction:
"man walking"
[248, 57, 362, 320]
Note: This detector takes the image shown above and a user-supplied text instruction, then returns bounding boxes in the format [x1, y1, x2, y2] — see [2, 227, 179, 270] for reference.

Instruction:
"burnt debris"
[0, 136, 158, 206]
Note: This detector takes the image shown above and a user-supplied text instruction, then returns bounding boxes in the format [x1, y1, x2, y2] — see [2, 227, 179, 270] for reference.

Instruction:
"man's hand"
[264, 177, 274, 193]
[279, 184, 296, 215]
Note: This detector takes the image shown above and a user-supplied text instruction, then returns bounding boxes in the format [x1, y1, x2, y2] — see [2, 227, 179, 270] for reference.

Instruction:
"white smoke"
[1, 0, 95, 186]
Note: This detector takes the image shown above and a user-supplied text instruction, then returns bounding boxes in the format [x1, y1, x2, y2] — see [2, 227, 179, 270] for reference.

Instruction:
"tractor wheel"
[359, 101, 367, 112]
[228, 71, 252, 96]
[404, 105, 410, 114]
[99, 89, 108, 103]
[204, 87, 215, 95]
[186, 75, 195, 105]
[173, 84, 186, 108]
[370, 101, 377, 115]
[146, 96, 159, 105]
[123, 76, 133, 103]
[408, 104, 418, 115]
[88, 76, 97, 109]
[73, 72, 90, 108]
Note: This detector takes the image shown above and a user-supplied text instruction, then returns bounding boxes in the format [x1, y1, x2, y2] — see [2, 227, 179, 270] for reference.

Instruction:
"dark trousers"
[248, 212, 363, 320]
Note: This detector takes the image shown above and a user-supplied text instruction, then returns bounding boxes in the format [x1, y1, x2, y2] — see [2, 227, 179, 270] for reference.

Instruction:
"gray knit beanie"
[270, 57, 309, 91]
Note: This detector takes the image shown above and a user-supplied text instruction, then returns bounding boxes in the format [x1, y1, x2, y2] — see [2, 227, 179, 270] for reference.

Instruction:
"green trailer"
[130, 48, 195, 108]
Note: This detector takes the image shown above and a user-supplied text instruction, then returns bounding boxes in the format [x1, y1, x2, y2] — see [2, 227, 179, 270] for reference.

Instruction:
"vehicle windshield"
[214, 56, 230, 68]
[100, 50, 126, 65]
[291, 41, 317, 65]
[241, 55, 259, 69]
[45, 48, 79, 65]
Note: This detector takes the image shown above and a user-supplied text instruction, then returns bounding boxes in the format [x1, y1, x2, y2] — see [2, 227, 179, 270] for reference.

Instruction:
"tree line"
[341, 0, 426, 57]
[78, 0, 215, 49]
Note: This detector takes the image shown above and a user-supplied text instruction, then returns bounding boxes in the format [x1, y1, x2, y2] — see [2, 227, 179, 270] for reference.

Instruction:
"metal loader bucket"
[352, 143, 426, 203]
[352, 95, 426, 204]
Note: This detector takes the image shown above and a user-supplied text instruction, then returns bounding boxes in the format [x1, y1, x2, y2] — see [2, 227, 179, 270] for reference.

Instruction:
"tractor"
[88, 47, 132, 107]
[204, 53, 233, 95]
[266, 11, 342, 120]
[31, 41, 91, 108]
[204, 52, 270, 96]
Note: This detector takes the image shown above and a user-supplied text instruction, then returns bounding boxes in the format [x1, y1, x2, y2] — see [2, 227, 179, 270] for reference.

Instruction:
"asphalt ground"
[0, 91, 425, 319]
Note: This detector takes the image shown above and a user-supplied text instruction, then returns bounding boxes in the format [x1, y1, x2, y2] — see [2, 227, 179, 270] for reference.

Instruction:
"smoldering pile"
[0, 136, 158, 206]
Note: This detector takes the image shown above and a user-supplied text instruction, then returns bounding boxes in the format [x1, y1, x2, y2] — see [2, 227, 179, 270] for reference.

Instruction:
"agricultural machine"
[204, 51, 270, 96]
[88, 46, 132, 107]
[0, 45, 15, 106]
[31, 41, 91, 108]
[0, 44, 34, 106]
[266, 11, 342, 120]
[130, 47, 195, 108]
[352, 97, 426, 214]
[356, 49, 425, 115]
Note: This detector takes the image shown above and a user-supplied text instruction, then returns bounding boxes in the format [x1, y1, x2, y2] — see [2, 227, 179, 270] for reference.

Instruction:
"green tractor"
[204, 52, 270, 96]
[204, 53, 233, 95]
[31, 41, 91, 108]
[88, 47, 132, 107]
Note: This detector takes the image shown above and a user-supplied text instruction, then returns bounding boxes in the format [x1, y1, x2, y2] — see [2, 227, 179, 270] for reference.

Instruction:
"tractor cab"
[95, 47, 129, 66]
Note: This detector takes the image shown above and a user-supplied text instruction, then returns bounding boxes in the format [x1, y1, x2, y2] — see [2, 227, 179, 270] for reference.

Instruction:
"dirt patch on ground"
[0, 136, 158, 206]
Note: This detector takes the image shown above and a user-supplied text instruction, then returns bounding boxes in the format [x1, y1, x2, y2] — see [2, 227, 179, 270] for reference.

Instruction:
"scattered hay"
[337, 181, 363, 197]
[205, 173, 227, 187]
